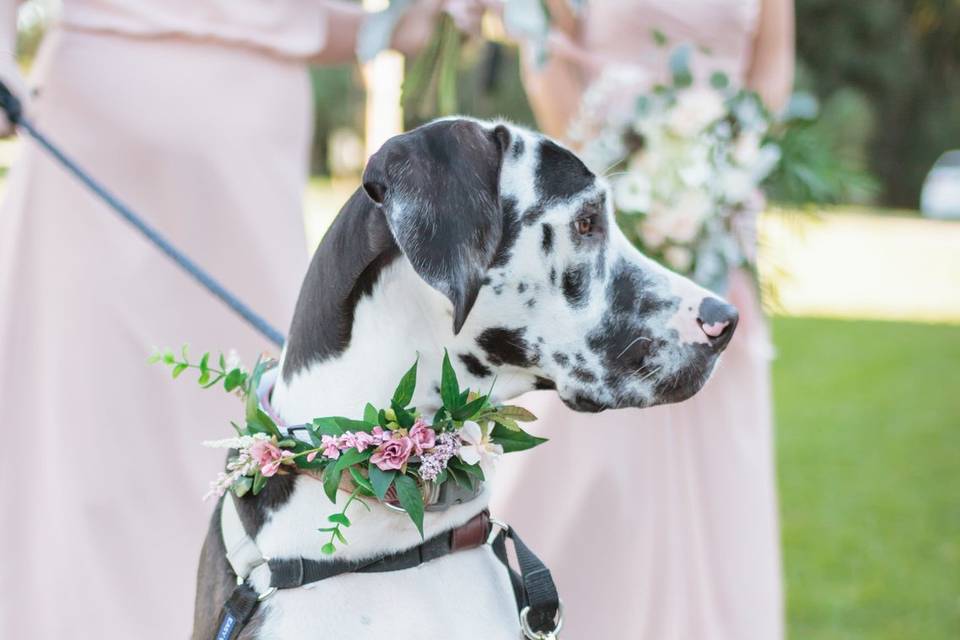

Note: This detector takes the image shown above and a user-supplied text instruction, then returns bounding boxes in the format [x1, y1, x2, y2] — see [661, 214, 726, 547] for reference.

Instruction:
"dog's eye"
[575, 217, 594, 235]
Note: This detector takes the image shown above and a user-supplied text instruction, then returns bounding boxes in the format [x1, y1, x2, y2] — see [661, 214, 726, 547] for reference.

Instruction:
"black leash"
[0, 80, 286, 347]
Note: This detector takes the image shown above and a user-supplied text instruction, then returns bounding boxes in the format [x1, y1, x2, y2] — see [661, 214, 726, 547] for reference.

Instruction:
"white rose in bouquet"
[613, 173, 653, 213]
[667, 88, 726, 137]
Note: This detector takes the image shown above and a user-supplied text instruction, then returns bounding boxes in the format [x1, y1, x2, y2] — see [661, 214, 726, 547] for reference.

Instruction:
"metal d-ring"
[237, 558, 278, 601]
[520, 601, 564, 639]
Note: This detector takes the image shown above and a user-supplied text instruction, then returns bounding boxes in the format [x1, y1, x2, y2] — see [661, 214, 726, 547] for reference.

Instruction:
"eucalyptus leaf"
[393, 474, 425, 537]
[451, 396, 487, 421]
[349, 467, 375, 494]
[322, 465, 341, 504]
[669, 44, 693, 88]
[368, 466, 396, 500]
[252, 472, 267, 495]
[313, 417, 345, 437]
[232, 475, 253, 498]
[495, 405, 538, 422]
[321, 542, 336, 555]
[172, 363, 188, 379]
[392, 357, 419, 407]
[440, 349, 461, 410]
[332, 417, 376, 434]
[328, 512, 351, 527]
[490, 423, 548, 453]
[333, 448, 373, 474]
[391, 400, 415, 428]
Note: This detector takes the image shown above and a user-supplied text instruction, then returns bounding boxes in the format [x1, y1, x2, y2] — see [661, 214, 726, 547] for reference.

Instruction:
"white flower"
[457, 421, 503, 476]
[224, 349, 246, 373]
[613, 173, 652, 212]
[732, 131, 761, 167]
[719, 168, 754, 203]
[649, 190, 712, 244]
[667, 88, 726, 138]
[202, 433, 268, 450]
[664, 246, 694, 273]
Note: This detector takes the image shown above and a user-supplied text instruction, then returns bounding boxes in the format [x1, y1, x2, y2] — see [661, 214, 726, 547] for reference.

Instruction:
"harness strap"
[491, 527, 562, 636]
[268, 510, 490, 588]
[215, 495, 561, 639]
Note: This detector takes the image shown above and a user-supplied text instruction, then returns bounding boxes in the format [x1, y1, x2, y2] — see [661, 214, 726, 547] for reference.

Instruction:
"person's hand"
[444, 0, 489, 37]
[390, 0, 445, 56]
[0, 55, 28, 137]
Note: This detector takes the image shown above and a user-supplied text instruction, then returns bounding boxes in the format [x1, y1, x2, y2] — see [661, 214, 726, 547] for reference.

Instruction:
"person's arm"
[745, 0, 794, 112]
[312, 0, 444, 65]
[0, 1, 28, 136]
[519, 0, 590, 139]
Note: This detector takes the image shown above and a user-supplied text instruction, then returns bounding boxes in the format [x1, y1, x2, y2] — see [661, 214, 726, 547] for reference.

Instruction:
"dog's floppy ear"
[362, 120, 510, 334]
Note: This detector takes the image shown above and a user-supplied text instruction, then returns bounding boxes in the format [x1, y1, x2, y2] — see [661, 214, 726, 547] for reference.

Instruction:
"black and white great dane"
[192, 118, 738, 639]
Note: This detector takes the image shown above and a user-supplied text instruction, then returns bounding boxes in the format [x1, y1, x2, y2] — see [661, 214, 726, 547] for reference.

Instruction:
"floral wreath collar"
[152, 347, 546, 554]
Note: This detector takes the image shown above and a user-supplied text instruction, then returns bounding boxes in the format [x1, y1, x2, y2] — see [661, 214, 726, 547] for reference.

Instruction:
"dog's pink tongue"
[701, 320, 729, 338]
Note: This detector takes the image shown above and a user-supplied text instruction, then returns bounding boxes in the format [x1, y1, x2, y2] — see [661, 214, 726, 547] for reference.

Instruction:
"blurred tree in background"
[795, 0, 960, 207]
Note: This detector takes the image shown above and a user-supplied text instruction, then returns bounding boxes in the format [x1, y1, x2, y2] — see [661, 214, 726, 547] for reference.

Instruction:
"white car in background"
[920, 150, 960, 219]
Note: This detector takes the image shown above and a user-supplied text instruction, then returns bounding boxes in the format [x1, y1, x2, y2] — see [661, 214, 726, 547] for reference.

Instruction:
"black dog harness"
[215, 495, 563, 639]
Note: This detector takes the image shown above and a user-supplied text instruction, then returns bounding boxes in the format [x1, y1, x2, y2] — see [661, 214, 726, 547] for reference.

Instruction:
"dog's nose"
[697, 297, 738, 349]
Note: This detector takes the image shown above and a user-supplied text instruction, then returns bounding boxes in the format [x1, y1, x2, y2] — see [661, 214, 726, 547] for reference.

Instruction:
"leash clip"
[520, 601, 564, 640]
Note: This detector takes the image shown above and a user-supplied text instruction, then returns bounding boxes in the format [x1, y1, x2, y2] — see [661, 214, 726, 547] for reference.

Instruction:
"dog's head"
[357, 118, 737, 411]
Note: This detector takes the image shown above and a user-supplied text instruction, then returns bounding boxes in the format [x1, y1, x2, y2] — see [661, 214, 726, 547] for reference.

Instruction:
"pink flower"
[337, 432, 358, 450]
[248, 438, 294, 477]
[353, 431, 375, 452]
[306, 450, 318, 463]
[249, 438, 280, 467]
[371, 426, 390, 443]
[408, 419, 436, 455]
[321, 434, 341, 460]
[370, 435, 414, 471]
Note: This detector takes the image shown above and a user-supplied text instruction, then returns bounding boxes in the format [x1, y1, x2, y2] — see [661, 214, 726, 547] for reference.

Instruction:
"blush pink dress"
[491, 2, 784, 639]
[0, 2, 325, 637]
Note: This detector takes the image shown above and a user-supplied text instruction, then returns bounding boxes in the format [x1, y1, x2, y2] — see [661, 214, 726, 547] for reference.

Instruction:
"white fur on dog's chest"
[255, 548, 518, 639]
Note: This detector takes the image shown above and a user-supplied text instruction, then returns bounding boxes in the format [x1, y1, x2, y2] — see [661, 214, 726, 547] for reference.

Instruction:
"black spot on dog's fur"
[549, 267, 557, 286]
[571, 367, 597, 383]
[533, 376, 556, 390]
[517, 282, 527, 294]
[552, 352, 570, 368]
[522, 204, 546, 226]
[537, 140, 595, 202]
[459, 353, 492, 378]
[526, 298, 537, 308]
[541, 224, 554, 254]
[234, 467, 299, 534]
[575, 352, 586, 365]
[561, 264, 590, 308]
[476, 326, 534, 367]
[493, 284, 504, 295]
[491, 197, 522, 268]
[511, 137, 525, 158]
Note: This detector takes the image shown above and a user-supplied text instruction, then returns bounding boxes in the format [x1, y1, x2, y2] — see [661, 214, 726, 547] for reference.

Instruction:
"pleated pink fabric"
[0, 9, 318, 637]
[491, 2, 785, 638]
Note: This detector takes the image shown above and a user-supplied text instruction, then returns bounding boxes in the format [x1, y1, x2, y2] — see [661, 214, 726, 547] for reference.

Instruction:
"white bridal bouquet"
[572, 42, 793, 294]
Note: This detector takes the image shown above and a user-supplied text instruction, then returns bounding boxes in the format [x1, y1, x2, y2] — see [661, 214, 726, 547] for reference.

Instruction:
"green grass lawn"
[773, 317, 960, 639]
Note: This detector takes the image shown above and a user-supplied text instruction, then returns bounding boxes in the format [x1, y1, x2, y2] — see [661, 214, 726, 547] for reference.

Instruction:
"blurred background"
[5, 1, 958, 638]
